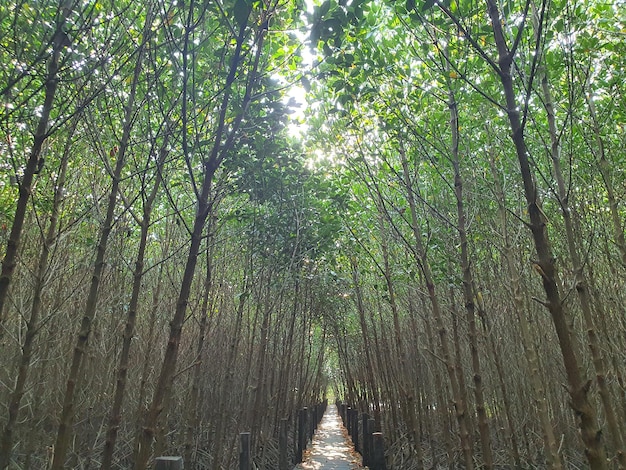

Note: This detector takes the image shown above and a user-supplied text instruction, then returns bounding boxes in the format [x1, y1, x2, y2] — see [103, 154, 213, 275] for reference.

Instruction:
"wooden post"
[368, 417, 376, 467]
[279, 418, 288, 470]
[347, 407, 352, 435]
[309, 406, 315, 440]
[348, 408, 353, 436]
[362, 413, 370, 467]
[314, 402, 318, 425]
[352, 408, 359, 454]
[372, 432, 386, 470]
[239, 432, 251, 470]
[154, 456, 183, 470]
[297, 407, 308, 463]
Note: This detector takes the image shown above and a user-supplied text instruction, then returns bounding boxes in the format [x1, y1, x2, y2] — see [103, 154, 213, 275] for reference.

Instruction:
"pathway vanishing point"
[295, 404, 363, 470]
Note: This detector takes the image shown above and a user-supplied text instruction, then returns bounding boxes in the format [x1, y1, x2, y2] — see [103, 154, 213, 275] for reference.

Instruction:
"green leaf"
[333, 79, 347, 91]
[301, 76, 311, 92]
[234, 0, 251, 26]
[319, 0, 331, 18]
[422, 0, 436, 11]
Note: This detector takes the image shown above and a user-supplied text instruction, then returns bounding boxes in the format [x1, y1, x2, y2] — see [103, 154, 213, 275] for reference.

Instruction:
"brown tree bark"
[377, 210, 425, 468]
[350, 258, 382, 425]
[585, 93, 626, 268]
[415, 291, 455, 470]
[447, 87, 494, 469]
[0, 120, 74, 470]
[50, 7, 153, 466]
[484, 1, 607, 466]
[0, 0, 73, 334]
[100, 136, 166, 469]
[133, 9, 266, 466]
[539, 57, 626, 465]
[399, 148, 474, 469]
[476, 289, 522, 468]
[183, 232, 215, 467]
[487, 144, 563, 470]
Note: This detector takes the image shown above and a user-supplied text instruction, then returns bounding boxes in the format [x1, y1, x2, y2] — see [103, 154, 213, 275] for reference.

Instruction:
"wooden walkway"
[295, 404, 362, 469]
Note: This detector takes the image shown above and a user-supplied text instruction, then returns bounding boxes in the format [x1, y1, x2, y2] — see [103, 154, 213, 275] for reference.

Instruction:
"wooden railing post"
[279, 418, 288, 470]
[154, 456, 183, 469]
[297, 407, 308, 463]
[372, 432, 386, 470]
[362, 413, 370, 467]
[316, 402, 323, 426]
[309, 405, 315, 440]
[368, 417, 376, 467]
[239, 432, 251, 470]
[347, 408, 353, 435]
[351, 408, 359, 454]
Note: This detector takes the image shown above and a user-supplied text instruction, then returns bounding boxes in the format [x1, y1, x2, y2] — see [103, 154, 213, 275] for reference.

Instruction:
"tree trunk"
[0, 0, 73, 334]
[0, 120, 74, 470]
[183, 233, 215, 467]
[448, 87, 493, 469]
[416, 291, 455, 469]
[132, 262, 164, 464]
[400, 148, 474, 469]
[350, 258, 382, 428]
[375, 208, 424, 467]
[133, 5, 264, 466]
[585, 92, 626, 268]
[485, 1, 607, 466]
[539, 58, 626, 465]
[101, 133, 165, 469]
[488, 146, 563, 469]
[50, 7, 153, 465]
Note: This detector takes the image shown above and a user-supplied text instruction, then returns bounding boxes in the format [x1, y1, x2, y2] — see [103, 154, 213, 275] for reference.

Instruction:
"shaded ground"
[295, 404, 363, 470]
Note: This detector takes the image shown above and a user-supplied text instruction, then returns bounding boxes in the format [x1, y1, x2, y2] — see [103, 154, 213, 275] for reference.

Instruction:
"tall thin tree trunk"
[488, 142, 563, 470]
[400, 148, 474, 469]
[50, 8, 152, 466]
[350, 258, 382, 426]
[478, 292, 522, 468]
[448, 87, 494, 469]
[585, 93, 626, 267]
[274, 279, 300, 427]
[133, 6, 264, 466]
[540, 59, 626, 465]
[212, 276, 248, 470]
[51, 138, 123, 470]
[0, 0, 73, 333]
[132, 262, 164, 462]
[485, 2, 607, 466]
[0, 121, 74, 470]
[416, 291, 455, 469]
[101, 133, 165, 469]
[183, 233, 215, 467]
[377, 211, 424, 468]
[449, 291, 474, 448]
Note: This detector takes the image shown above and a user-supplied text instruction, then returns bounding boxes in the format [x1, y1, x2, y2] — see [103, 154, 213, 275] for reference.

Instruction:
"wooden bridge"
[154, 402, 387, 470]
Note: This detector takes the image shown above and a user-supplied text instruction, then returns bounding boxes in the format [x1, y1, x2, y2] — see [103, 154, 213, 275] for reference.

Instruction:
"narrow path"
[295, 404, 362, 469]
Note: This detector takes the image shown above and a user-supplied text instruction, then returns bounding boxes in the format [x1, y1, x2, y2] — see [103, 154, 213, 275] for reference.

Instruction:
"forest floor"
[294, 404, 363, 470]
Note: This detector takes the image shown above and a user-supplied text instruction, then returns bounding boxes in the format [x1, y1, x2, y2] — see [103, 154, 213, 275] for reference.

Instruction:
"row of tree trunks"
[0, 2, 330, 469]
[326, 0, 626, 467]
